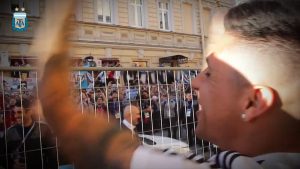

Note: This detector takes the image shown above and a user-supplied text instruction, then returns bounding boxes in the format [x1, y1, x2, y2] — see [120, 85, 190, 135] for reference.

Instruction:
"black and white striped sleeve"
[210, 151, 262, 169]
[131, 146, 214, 169]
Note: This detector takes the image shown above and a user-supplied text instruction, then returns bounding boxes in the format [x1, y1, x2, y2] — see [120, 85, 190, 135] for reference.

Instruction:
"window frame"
[157, 0, 171, 31]
[128, 0, 145, 28]
[95, 0, 114, 24]
[132, 60, 148, 67]
[181, 1, 196, 34]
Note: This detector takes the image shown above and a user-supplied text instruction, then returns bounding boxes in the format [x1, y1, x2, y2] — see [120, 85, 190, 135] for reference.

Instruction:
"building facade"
[0, 0, 235, 68]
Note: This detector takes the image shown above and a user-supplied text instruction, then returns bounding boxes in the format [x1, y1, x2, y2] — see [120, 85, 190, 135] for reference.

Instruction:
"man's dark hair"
[224, 0, 300, 43]
[185, 86, 191, 94]
[223, 0, 300, 119]
[111, 90, 118, 95]
[15, 98, 31, 109]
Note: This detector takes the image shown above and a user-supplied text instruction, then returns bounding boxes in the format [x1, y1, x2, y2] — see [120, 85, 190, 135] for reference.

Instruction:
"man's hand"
[36, 1, 140, 169]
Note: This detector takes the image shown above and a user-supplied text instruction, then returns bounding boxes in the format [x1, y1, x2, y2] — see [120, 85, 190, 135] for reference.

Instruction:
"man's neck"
[223, 113, 300, 156]
[23, 119, 33, 127]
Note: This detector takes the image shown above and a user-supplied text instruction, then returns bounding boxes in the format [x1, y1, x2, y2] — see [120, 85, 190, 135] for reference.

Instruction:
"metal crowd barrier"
[0, 66, 218, 169]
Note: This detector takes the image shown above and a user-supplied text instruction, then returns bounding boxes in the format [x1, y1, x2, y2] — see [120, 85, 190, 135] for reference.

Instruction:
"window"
[129, 0, 144, 27]
[101, 59, 120, 67]
[10, 56, 37, 67]
[203, 7, 211, 36]
[96, 0, 113, 23]
[133, 60, 147, 67]
[182, 2, 193, 33]
[9, 56, 37, 80]
[158, 1, 170, 31]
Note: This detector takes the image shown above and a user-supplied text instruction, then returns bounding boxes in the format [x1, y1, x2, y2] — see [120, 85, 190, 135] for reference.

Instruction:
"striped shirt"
[131, 146, 300, 169]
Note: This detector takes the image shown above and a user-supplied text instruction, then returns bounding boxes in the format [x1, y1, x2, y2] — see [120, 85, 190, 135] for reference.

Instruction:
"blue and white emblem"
[12, 8, 28, 32]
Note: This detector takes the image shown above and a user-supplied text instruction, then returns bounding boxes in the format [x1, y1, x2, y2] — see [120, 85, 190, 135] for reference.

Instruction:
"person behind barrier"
[5, 99, 58, 169]
[122, 104, 141, 133]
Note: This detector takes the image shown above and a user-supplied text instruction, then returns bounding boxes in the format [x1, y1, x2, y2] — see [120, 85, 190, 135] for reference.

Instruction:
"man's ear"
[243, 86, 275, 122]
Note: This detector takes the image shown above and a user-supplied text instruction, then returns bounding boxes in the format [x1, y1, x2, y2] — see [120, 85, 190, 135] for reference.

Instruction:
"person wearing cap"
[39, 0, 300, 168]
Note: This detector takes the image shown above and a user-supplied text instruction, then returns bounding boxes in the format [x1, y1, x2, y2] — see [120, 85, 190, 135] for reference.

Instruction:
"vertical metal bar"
[78, 70, 84, 115]
[173, 70, 183, 153]
[125, 70, 135, 137]
[165, 69, 173, 147]
[181, 70, 189, 149]
[35, 71, 45, 169]
[156, 70, 164, 138]
[104, 71, 110, 122]
[1, 71, 9, 168]
[116, 71, 122, 129]
[18, 71, 27, 168]
[146, 70, 154, 138]
[91, 70, 97, 117]
[137, 70, 145, 143]
[188, 70, 197, 153]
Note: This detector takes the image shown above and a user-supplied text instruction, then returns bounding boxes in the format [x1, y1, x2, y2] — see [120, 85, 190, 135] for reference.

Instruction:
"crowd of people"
[70, 56, 200, 140]
[72, 80, 201, 142]
[0, 61, 202, 169]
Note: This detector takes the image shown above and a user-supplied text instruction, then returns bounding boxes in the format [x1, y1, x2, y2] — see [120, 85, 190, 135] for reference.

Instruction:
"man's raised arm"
[37, 1, 139, 168]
